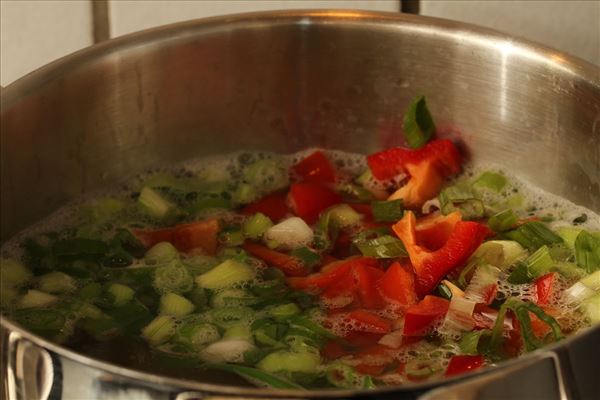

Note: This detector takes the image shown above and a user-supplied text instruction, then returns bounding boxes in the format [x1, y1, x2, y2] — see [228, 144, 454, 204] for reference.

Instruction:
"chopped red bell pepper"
[288, 183, 341, 224]
[403, 295, 450, 336]
[242, 242, 307, 277]
[134, 219, 219, 255]
[535, 272, 556, 305]
[321, 340, 350, 360]
[367, 139, 462, 181]
[287, 256, 377, 291]
[444, 355, 484, 377]
[388, 160, 444, 209]
[292, 150, 336, 184]
[415, 211, 462, 250]
[353, 344, 396, 376]
[242, 192, 289, 222]
[343, 331, 386, 347]
[353, 263, 385, 309]
[345, 309, 392, 334]
[378, 262, 417, 307]
[393, 211, 491, 297]
[322, 270, 357, 308]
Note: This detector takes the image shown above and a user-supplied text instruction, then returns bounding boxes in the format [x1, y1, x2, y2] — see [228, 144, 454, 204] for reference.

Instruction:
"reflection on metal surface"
[1, 9, 599, 400]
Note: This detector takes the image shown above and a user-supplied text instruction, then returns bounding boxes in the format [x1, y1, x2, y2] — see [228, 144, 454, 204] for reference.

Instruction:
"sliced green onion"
[403, 95, 435, 149]
[37, 271, 77, 294]
[507, 262, 533, 284]
[205, 363, 304, 390]
[224, 323, 253, 341]
[551, 261, 586, 280]
[439, 182, 484, 220]
[243, 158, 289, 194]
[141, 315, 177, 345]
[268, 303, 301, 321]
[243, 213, 273, 239]
[580, 270, 600, 291]
[288, 315, 336, 339]
[558, 227, 582, 249]
[459, 329, 491, 355]
[220, 227, 245, 247]
[138, 187, 175, 219]
[173, 318, 220, 350]
[508, 245, 554, 284]
[504, 222, 563, 251]
[563, 282, 595, 304]
[464, 265, 500, 303]
[0, 258, 32, 288]
[196, 259, 255, 290]
[471, 240, 526, 270]
[207, 306, 255, 328]
[327, 204, 363, 228]
[107, 283, 135, 307]
[18, 290, 58, 309]
[200, 339, 255, 363]
[80, 197, 124, 223]
[354, 235, 407, 258]
[405, 359, 443, 380]
[488, 209, 518, 232]
[580, 294, 600, 324]
[211, 288, 256, 308]
[257, 351, 320, 374]
[371, 199, 404, 222]
[159, 293, 195, 316]
[436, 283, 453, 300]
[153, 260, 194, 294]
[574, 230, 600, 273]
[338, 184, 375, 202]
[232, 183, 259, 206]
[473, 171, 507, 193]
[144, 242, 179, 265]
[290, 247, 321, 269]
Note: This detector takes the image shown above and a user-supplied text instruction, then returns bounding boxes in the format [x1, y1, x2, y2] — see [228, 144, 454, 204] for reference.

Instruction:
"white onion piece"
[422, 198, 441, 214]
[442, 296, 477, 332]
[464, 265, 501, 303]
[563, 282, 595, 304]
[378, 330, 404, 349]
[264, 217, 314, 250]
[199, 339, 255, 363]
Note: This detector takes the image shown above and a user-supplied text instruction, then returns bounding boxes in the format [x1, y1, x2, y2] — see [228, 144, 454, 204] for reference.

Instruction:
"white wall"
[421, 0, 600, 66]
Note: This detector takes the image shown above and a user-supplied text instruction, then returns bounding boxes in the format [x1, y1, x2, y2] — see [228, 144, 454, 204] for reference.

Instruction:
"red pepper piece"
[378, 262, 417, 307]
[415, 211, 462, 250]
[242, 192, 289, 222]
[388, 159, 444, 209]
[345, 309, 392, 334]
[393, 211, 491, 297]
[288, 183, 341, 224]
[242, 242, 307, 277]
[134, 219, 219, 255]
[354, 363, 387, 376]
[292, 150, 336, 184]
[322, 270, 357, 309]
[367, 139, 462, 181]
[535, 272, 556, 305]
[321, 340, 350, 360]
[353, 263, 385, 309]
[343, 331, 385, 347]
[287, 256, 377, 291]
[403, 295, 450, 336]
[444, 355, 484, 377]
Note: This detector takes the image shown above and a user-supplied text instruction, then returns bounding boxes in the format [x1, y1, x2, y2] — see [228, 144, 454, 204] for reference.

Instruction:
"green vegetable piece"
[0, 258, 33, 288]
[289, 315, 336, 340]
[159, 292, 195, 316]
[580, 270, 600, 291]
[354, 235, 407, 258]
[551, 261, 586, 280]
[243, 159, 289, 193]
[224, 323, 253, 341]
[211, 288, 256, 308]
[37, 271, 77, 294]
[107, 283, 135, 307]
[80, 197, 124, 223]
[153, 260, 194, 294]
[488, 209, 518, 233]
[580, 294, 600, 324]
[371, 199, 404, 222]
[144, 242, 179, 265]
[78, 282, 102, 300]
[196, 259, 255, 290]
[405, 359, 443, 380]
[473, 171, 507, 193]
[507, 262, 534, 284]
[338, 184, 375, 203]
[459, 330, 491, 354]
[505, 222, 563, 251]
[208, 306, 255, 328]
[557, 227, 582, 250]
[403, 95, 435, 149]
[327, 204, 362, 228]
[257, 351, 321, 374]
[188, 287, 209, 309]
[13, 308, 66, 337]
[107, 300, 153, 334]
[174, 317, 220, 350]
[436, 283, 453, 300]
[205, 363, 304, 390]
[439, 182, 484, 220]
[290, 247, 321, 269]
[574, 230, 600, 273]
[18, 290, 58, 309]
[508, 245, 553, 283]
[138, 187, 175, 219]
[232, 183, 259, 206]
[243, 213, 273, 239]
[268, 303, 301, 321]
[141, 315, 177, 346]
[219, 227, 245, 247]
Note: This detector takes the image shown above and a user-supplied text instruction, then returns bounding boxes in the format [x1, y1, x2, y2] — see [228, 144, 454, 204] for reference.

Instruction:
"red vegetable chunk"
[535, 272, 556, 305]
[445, 355, 484, 377]
[353, 263, 385, 309]
[293, 150, 336, 184]
[287, 256, 378, 291]
[345, 309, 392, 334]
[378, 262, 417, 307]
[288, 183, 341, 224]
[403, 295, 450, 336]
[242, 192, 289, 222]
[242, 242, 308, 277]
[393, 211, 490, 297]
[134, 219, 219, 255]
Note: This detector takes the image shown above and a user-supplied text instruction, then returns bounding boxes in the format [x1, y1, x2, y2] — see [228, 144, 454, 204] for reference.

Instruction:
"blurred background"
[1, 0, 598, 87]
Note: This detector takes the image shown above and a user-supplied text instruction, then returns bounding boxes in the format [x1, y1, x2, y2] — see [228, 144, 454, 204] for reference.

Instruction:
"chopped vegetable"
[403, 95, 436, 149]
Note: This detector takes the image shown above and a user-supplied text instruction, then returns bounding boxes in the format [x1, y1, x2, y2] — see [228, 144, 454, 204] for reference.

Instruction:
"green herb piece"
[371, 199, 404, 222]
[439, 182, 485, 220]
[574, 230, 600, 273]
[436, 283, 453, 300]
[488, 209, 518, 232]
[354, 235, 407, 258]
[504, 222, 563, 251]
[403, 95, 436, 149]
[459, 330, 491, 355]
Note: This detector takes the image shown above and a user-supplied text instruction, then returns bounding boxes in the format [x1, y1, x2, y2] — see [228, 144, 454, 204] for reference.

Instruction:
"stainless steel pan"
[1, 10, 599, 400]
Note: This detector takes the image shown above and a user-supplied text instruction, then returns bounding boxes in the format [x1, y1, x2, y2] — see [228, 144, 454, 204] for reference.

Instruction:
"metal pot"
[1, 10, 599, 400]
